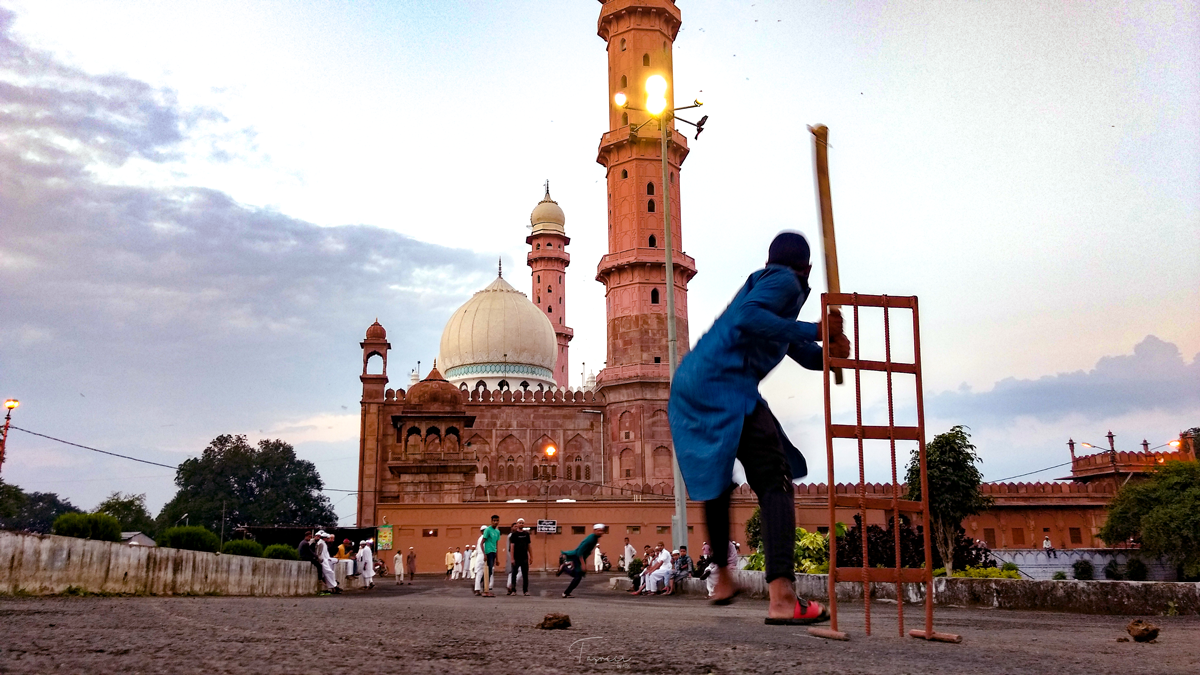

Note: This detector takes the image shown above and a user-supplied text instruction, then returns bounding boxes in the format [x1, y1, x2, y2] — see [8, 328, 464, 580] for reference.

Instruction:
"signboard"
[376, 525, 393, 550]
[536, 519, 557, 534]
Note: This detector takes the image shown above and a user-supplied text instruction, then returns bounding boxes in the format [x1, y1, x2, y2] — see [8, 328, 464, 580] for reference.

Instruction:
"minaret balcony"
[596, 247, 696, 281]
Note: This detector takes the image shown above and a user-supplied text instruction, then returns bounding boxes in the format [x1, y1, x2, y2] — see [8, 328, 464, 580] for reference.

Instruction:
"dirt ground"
[2, 571, 1197, 674]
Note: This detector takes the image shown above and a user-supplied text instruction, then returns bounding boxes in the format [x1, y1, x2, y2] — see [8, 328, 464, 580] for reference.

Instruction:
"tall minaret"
[596, 0, 696, 382]
[527, 182, 573, 388]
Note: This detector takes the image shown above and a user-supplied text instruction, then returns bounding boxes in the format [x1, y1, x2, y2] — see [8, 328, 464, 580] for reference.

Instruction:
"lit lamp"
[0, 399, 17, 475]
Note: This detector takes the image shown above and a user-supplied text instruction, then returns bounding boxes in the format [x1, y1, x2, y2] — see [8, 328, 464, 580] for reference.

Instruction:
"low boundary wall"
[990, 548, 1176, 581]
[0, 531, 345, 596]
[610, 568, 1200, 615]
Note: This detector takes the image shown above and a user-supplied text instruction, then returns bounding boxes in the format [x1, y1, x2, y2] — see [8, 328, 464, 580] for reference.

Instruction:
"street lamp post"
[0, 399, 18, 475]
[617, 77, 707, 553]
[543, 443, 557, 571]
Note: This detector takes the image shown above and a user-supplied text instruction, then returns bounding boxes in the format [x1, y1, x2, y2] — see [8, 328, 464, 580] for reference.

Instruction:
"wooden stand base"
[909, 629, 962, 643]
[807, 627, 850, 641]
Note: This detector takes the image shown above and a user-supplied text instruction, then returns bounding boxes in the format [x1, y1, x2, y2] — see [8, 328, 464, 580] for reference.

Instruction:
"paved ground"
[2, 571, 1197, 674]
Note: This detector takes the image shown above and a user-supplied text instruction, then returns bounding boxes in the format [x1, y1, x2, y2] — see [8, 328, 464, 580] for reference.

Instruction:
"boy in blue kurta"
[669, 232, 849, 625]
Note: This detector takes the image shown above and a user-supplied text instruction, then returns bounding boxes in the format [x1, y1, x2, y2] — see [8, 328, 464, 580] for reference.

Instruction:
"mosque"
[354, 0, 1196, 569]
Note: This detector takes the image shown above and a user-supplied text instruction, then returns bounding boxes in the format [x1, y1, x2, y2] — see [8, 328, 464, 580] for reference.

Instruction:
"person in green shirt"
[480, 514, 501, 597]
[561, 524, 605, 598]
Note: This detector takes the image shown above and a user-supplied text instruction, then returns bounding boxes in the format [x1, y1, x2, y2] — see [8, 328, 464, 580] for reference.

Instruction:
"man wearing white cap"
[560, 524, 605, 598]
[645, 542, 672, 594]
[356, 540, 375, 590]
[472, 526, 489, 595]
[314, 531, 340, 594]
[507, 518, 531, 596]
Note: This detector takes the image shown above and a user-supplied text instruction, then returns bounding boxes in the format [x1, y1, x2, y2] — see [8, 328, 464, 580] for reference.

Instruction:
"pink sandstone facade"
[354, 0, 1195, 569]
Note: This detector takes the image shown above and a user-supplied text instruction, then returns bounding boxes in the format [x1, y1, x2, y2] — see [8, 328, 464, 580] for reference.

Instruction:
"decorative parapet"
[464, 388, 602, 405]
[1070, 449, 1189, 479]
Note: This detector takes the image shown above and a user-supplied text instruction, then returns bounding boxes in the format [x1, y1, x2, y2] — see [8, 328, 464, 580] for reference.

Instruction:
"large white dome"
[438, 275, 558, 389]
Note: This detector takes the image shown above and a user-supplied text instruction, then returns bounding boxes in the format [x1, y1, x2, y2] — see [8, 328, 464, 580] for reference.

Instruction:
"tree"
[745, 507, 762, 551]
[905, 425, 992, 575]
[1099, 460, 1200, 578]
[0, 481, 82, 533]
[156, 434, 336, 533]
[96, 492, 157, 538]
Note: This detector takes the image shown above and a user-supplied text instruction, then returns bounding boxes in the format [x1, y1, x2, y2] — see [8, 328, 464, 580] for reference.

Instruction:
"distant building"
[121, 532, 155, 547]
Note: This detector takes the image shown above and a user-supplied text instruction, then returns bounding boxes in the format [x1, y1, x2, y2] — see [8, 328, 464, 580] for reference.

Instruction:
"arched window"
[620, 74, 627, 88]
[547, 305, 553, 313]
[517, 465, 523, 481]
[536, 243, 540, 249]
[498, 379, 510, 391]
[520, 381, 530, 391]
[647, 199, 655, 212]
[507, 465, 514, 481]
[642, 53, 650, 66]
[620, 38, 626, 51]
[648, 234, 657, 248]
[651, 288, 660, 304]
[459, 383, 468, 391]
[474, 380, 487, 390]
[559, 317, 563, 325]
[584, 465, 591, 481]
[670, 171, 674, 183]
[547, 285, 552, 293]
[482, 465, 488, 481]
[646, 182, 654, 195]
[621, 112, 628, 126]
[621, 168, 628, 178]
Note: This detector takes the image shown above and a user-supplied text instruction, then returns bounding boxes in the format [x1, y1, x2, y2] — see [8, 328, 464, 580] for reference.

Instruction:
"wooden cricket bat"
[809, 124, 844, 385]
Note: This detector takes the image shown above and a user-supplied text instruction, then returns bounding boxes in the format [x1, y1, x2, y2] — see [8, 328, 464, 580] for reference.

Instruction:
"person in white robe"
[623, 539, 637, 572]
[394, 549, 406, 584]
[314, 531, 340, 593]
[594, 545, 603, 572]
[646, 545, 673, 593]
[452, 548, 464, 579]
[464, 545, 474, 579]
[357, 540, 376, 589]
[472, 526, 489, 595]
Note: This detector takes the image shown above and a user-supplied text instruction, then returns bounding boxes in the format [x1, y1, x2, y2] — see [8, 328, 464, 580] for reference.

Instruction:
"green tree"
[52, 512, 121, 542]
[0, 481, 81, 533]
[905, 425, 992, 575]
[156, 434, 336, 533]
[745, 507, 762, 551]
[96, 492, 157, 538]
[1099, 460, 1200, 577]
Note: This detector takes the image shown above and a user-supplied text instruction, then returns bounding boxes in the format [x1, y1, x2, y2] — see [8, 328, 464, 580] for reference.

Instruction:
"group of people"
[297, 530, 378, 594]
[619, 538, 740, 597]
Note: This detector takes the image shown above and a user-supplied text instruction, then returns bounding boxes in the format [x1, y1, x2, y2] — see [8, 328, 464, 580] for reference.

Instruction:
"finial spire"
[544, 179, 550, 199]
[498, 257, 503, 278]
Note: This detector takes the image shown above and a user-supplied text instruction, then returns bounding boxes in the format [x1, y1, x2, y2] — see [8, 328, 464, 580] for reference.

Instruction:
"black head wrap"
[767, 231, 811, 272]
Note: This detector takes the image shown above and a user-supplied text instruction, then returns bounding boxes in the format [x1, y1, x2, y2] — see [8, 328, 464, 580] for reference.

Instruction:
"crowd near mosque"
[292, 516, 746, 600]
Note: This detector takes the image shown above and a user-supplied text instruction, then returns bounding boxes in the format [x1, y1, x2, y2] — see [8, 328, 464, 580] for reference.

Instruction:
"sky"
[1, 1, 1196, 525]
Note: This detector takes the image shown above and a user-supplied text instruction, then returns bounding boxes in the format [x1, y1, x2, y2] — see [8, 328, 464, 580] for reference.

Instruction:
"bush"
[953, 565, 1019, 579]
[222, 539, 264, 557]
[1072, 559, 1094, 580]
[1001, 562, 1019, 573]
[51, 512, 121, 542]
[744, 551, 764, 571]
[1125, 558, 1148, 581]
[158, 526, 220, 553]
[264, 543, 300, 560]
[1103, 559, 1123, 580]
[626, 557, 643, 582]
[1051, 571, 1068, 580]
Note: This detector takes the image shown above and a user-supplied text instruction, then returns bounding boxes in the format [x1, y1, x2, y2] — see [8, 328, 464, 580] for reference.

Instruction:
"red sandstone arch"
[652, 446, 672, 479]
[647, 409, 670, 440]
[618, 448, 634, 479]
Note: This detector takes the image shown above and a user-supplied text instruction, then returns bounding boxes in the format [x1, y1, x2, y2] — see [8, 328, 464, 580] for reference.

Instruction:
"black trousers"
[564, 554, 586, 595]
[704, 402, 797, 584]
[510, 559, 529, 592]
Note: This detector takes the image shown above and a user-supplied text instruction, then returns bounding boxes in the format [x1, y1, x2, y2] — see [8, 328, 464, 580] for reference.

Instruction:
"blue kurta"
[668, 264, 824, 501]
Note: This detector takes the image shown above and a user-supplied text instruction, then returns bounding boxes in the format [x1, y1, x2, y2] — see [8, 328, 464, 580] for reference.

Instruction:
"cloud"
[0, 7, 489, 514]
[928, 336, 1200, 424]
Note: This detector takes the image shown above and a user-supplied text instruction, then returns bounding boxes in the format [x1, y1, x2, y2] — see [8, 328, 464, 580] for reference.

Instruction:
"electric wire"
[10, 425, 178, 469]
[989, 461, 1073, 483]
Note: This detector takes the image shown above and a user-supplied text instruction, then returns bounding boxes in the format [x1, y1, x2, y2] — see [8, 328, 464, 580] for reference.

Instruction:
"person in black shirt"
[297, 531, 320, 582]
[508, 518, 532, 596]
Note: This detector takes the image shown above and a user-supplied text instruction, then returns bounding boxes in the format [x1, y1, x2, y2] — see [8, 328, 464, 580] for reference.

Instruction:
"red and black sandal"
[764, 598, 829, 625]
